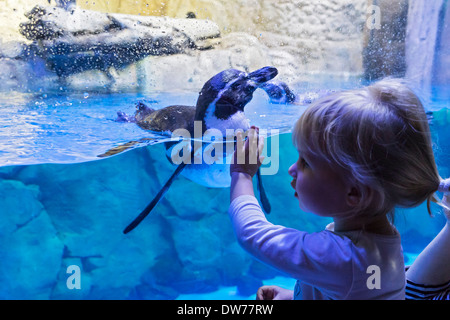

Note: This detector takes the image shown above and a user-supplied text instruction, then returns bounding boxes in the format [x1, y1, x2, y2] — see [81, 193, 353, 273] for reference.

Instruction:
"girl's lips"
[291, 180, 298, 198]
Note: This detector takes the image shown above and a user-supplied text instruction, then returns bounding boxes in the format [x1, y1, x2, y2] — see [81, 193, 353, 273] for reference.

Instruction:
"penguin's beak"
[248, 66, 278, 85]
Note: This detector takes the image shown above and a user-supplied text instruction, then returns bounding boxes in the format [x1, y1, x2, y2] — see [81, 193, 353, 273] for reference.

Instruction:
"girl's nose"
[288, 163, 297, 178]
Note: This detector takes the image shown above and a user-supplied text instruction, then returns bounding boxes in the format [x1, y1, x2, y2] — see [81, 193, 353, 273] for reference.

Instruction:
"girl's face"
[288, 148, 355, 218]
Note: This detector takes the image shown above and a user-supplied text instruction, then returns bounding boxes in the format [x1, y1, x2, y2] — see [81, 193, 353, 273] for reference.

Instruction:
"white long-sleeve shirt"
[228, 195, 405, 300]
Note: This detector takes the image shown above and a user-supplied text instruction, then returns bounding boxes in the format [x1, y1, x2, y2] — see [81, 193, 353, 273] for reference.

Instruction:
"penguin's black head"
[260, 81, 297, 104]
[195, 66, 278, 122]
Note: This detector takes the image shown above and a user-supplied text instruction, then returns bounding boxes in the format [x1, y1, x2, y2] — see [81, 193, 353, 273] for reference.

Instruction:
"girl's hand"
[256, 285, 293, 300]
[230, 126, 265, 178]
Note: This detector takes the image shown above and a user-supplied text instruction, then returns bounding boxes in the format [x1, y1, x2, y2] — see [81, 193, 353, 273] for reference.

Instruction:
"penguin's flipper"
[256, 168, 271, 214]
[123, 162, 187, 234]
[97, 138, 156, 158]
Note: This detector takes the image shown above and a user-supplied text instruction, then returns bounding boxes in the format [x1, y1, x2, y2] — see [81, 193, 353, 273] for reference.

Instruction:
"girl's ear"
[346, 186, 362, 207]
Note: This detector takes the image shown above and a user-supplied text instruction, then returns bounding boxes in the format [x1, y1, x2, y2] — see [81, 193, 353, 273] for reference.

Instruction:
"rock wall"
[125, 0, 369, 92]
[3, 1, 448, 95]
[406, 0, 450, 99]
[0, 0, 369, 92]
[434, 1, 450, 98]
[0, 0, 53, 43]
[78, 0, 371, 91]
[363, 0, 408, 80]
[405, 0, 446, 96]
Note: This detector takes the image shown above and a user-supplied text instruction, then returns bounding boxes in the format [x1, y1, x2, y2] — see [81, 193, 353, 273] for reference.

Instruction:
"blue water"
[0, 83, 448, 299]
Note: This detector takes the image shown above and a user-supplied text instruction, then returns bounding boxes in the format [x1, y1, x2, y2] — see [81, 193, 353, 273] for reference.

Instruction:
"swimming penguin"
[260, 80, 335, 105]
[121, 66, 278, 234]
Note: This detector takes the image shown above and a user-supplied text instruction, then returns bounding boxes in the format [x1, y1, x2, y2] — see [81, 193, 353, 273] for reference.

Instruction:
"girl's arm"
[230, 172, 255, 202]
[230, 127, 264, 202]
[406, 195, 450, 285]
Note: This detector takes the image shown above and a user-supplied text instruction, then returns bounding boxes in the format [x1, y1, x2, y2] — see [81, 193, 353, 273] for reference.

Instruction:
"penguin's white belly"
[164, 108, 250, 188]
[165, 140, 235, 188]
[181, 161, 231, 188]
[205, 110, 250, 135]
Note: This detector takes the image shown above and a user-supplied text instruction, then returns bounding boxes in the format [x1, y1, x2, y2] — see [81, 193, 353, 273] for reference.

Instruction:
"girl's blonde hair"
[293, 78, 441, 218]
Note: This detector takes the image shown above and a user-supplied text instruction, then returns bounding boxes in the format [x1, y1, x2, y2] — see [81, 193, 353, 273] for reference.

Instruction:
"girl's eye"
[299, 157, 309, 169]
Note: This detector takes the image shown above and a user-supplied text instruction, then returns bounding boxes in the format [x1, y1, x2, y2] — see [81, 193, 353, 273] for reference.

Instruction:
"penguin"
[120, 66, 278, 233]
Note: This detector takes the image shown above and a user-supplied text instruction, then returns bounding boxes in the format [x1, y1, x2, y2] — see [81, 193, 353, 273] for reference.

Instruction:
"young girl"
[229, 79, 445, 300]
